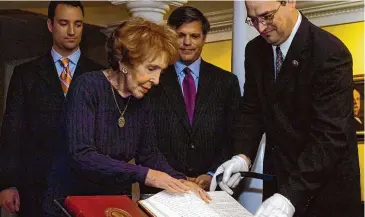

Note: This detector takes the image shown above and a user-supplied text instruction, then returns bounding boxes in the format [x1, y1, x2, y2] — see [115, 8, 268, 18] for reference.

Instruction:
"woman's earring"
[121, 67, 128, 74]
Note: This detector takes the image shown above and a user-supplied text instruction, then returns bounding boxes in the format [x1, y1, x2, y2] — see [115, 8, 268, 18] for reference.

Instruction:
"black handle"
[216, 171, 276, 183]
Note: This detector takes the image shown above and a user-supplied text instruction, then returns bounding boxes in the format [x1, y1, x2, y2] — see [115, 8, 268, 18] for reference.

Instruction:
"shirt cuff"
[207, 171, 214, 177]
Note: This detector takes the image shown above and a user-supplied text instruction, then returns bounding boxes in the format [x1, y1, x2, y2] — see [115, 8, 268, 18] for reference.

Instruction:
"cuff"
[207, 171, 215, 177]
[135, 166, 150, 184]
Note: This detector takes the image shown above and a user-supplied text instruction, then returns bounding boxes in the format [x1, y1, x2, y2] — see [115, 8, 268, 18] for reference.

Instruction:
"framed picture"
[353, 74, 364, 140]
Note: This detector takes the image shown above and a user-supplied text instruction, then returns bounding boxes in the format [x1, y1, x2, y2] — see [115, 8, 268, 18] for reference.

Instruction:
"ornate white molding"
[206, 9, 233, 33]
[109, 0, 186, 23]
[110, 0, 188, 7]
[301, 0, 364, 26]
[110, 0, 185, 7]
[206, 31, 232, 43]
[205, 1, 364, 42]
[103, 0, 186, 35]
[204, 9, 233, 42]
[300, 1, 363, 16]
[103, 1, 364, 42]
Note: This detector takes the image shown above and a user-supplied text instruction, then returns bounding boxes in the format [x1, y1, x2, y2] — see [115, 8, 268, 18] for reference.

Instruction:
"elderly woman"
[63, 17, 210, 202]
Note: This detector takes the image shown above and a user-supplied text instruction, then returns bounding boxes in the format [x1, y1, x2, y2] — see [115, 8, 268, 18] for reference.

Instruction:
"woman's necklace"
[111, 84, 131, 128]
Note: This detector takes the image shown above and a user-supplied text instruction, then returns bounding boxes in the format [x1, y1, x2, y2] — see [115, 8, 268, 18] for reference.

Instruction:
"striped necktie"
[183, 67, 196, 125]
[59, 58, 72, 95]
[275, 46, 283, 80]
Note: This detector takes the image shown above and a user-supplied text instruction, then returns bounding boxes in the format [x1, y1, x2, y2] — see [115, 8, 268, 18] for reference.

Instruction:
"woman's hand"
[187, 174, 212, 190]
[145, 169, 190, 193]
[181, 180, 212, 203]
[195, 174, 213, 190]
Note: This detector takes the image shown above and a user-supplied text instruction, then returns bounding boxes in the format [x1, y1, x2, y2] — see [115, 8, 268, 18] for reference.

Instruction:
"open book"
[138, 191, 253, 217]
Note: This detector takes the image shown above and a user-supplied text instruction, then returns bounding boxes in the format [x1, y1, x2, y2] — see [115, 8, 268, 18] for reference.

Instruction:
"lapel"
[269, 14, 310, 100]
[261, 42, 275, 97]
[36, 52, 64, 97]
[160, 65, 192, 133]
[36, 52, 90, 98]
[73, 54, 88, 81]
[191, 60, 213, 132]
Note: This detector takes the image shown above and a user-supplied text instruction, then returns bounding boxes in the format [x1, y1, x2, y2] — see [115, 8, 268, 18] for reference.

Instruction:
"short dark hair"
[48, 1, 84, 22]
[167, 6, 210, 35]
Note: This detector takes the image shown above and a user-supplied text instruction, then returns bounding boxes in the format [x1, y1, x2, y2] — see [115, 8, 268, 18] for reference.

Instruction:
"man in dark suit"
[146, 6, 241, 191]
[0, 1, 103, 216]
[211, 1, 361, 217]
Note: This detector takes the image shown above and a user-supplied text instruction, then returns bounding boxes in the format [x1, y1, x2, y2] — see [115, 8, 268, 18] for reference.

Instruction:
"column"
[231, 1, 258, 94]
[111, 0, 187, 23]
[231, 1, 264, 214]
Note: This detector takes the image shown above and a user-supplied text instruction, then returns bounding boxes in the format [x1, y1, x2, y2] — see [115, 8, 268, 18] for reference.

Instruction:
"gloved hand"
[255, 193, 295, 217]
[209, 155, 249, 194]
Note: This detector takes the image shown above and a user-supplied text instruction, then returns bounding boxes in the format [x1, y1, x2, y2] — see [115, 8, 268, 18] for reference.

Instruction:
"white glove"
[255, 193, 295, 217]
[209, 155, 249, 194]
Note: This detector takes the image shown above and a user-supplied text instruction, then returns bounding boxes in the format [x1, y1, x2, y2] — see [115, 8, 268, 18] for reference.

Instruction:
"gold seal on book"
[105, 208, 132, 217]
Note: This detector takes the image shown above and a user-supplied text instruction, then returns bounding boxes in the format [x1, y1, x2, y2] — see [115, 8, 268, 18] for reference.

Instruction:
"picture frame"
[353, 74, 364, 141]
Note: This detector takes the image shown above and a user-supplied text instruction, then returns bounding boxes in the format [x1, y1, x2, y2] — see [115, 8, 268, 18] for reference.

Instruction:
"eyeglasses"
[245, 3, 283, 27]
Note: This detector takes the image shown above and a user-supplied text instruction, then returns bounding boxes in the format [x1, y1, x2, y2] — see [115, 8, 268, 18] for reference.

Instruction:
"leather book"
[138, 191, 253, 217]
[64, 195, 148, 217]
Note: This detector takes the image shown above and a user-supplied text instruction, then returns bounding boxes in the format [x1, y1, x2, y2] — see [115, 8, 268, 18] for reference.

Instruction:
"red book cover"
[64, 195, 148, 217]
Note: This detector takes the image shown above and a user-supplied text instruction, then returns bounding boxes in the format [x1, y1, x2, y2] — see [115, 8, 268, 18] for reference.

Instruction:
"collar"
[355, 117, 363, 124]
[174, 57, 202, 78]
[51, 47, 81, 65]
[273, 11, 302, 58]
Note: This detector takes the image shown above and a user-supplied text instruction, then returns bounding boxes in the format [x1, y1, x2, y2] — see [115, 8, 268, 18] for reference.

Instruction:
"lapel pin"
[292, 60, 299, 67]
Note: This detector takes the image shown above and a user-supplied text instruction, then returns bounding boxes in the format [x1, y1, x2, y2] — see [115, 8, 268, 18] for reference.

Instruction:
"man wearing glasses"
[211, 1, 361, 217]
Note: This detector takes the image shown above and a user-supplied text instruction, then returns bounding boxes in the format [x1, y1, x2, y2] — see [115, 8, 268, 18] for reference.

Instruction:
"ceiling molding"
[205, 9, 233, 34]
[103, 1, 364, 42]
[205, 1, 364, 42]
[300, 0, 364, 27]
[300, 0, 363, 17]
[110, 0, 186, 7]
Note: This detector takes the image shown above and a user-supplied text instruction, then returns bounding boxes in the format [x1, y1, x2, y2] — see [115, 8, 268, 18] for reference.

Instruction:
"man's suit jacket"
[354, 116, 363, 131]
[0, 52, 104, 216]
[147, 60, 241, 178]
[235, 15, 361, 217]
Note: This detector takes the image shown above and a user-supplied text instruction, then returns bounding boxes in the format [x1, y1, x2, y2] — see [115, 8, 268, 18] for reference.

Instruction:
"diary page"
[208, 191, 253, 217]
[140, 191, 220, 217]
[139, 191, 253, 217]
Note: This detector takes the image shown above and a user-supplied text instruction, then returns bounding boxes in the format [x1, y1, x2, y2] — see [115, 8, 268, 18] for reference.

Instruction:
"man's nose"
[183, 36, 191, 45]
[257, 22, 267, 34]
[68, 24, 76, 35]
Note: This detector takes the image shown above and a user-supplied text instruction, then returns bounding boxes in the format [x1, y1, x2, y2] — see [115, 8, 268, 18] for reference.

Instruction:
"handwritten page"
[208, 191, 253, 217]
[145, 191, 220, 217]
[139, 191, 253, 217]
